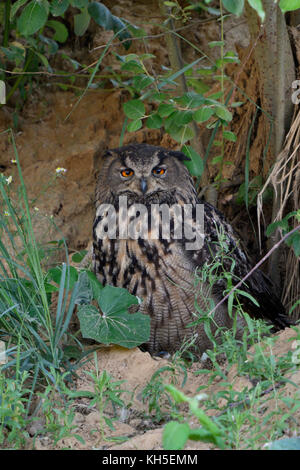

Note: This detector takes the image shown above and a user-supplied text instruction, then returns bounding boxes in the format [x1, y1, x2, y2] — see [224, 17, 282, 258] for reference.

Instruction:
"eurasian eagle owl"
[92, 143, 289, 355]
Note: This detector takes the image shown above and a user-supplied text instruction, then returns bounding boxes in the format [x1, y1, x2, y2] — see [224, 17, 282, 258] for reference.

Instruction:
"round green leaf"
[174, 110, 193, 126]
[146, 113, 163, 129]
[17, 0, 48, 36]
[123, 99, 145, 119]
[215, 106, 232, 122]
[127, 119, 142, 132]
[157, 103, 175, 117]
[193, 106, 214, 123]
[132, 75, 154, 92]
[77, 285, 150, 348]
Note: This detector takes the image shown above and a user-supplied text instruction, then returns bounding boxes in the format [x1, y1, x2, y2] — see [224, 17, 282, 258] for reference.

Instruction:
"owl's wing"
[187, 201, 291, 329]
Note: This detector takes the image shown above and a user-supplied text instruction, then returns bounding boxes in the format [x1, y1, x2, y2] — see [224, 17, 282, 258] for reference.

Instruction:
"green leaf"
[70, 0, 89, 7]
[126, 23, 147, 38]
[72, 250, 88, 263]
[169, 125, 195, 144]
[157, 103, 175, 117]
[17, 0, 48, 36]
[222, 0, 244, 16]
[163, 421, 190, 450]
[123, 99, 145, 119]
[77, 286, 150, 348]
[88, 2, 114, 29]
[193, 106, 214, 123]
[173, 110, 194, 126]
[223, 130, 237, 142]
[132, 75, 154, 92]
[188, 428, 214, 441]
[286, 232, 300, 257]
[10, 0, 29, 20]
[175, 92, 205, 108]
[147, 91, 166, 102]
[85, 269, 104, 300]
[46, 20, 68, 43]
[88, 1, 132, 48]
[121, 60, 145, 73]
[292, 233, 300, 257]
[164, 384, 189, 403]
[211, 155, 223, 165]
[127, 119, 142, 132]
[111, 16, 132, 48]
[247, 0, 265, 22]
[50, 0, 69, 16]
[235, 289, 260, 307]
[279, 0, 300, 13]
[208, 41, 225, 48]
[146, 113, 163, 129]
[44, 282, 59, 293]
[46, 265, 78, 290]
[74, 7, 91, 36]
[182, 145, 204, 177]
[99, 285, 138, 314]
[269, 437, 300, 450]
[186, 78, 210, 94]
[215, 106, 232, 122]
[187, 2, 220, 15]
[33, 49, 50, 69]
[231, 101, 244, 108]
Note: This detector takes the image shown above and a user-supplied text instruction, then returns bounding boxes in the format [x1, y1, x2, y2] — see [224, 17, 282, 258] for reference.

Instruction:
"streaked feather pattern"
[93, 144, 290, 354]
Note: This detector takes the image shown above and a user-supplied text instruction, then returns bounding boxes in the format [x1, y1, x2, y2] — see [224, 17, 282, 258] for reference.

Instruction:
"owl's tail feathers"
[253, 291, 294, 330]
[243, 270, 295, 330]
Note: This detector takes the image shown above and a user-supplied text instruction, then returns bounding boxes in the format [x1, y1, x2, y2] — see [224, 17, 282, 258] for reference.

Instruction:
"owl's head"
[95, 143, 196, 205]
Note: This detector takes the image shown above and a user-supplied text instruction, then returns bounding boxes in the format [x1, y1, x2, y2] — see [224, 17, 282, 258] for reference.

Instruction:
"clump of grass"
[0, 130, 88, 447]
[0, 131, 81, 385]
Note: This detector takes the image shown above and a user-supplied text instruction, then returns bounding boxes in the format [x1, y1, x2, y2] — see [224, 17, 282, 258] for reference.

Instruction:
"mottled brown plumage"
[92, 143, 290, 355]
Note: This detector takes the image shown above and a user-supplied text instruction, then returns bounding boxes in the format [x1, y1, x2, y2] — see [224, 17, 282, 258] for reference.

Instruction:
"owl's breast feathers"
[93, 194, 291, 346]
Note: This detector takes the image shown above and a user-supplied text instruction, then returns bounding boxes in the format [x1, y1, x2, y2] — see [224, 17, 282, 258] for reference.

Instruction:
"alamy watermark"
[94, 196, 205, 250]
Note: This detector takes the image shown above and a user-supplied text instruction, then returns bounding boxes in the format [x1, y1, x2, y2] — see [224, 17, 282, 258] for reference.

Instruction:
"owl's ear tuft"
[157, 150, 191, 162]
[103, 150, 113, 158]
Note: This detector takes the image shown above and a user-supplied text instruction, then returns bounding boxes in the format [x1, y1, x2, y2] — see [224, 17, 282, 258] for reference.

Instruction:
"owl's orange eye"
[152, 167, 166, 176]
[121, 169, 134, 178]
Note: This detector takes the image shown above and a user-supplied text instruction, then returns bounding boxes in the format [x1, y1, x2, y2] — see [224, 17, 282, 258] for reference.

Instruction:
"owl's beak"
[140, 177, 148, 194]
